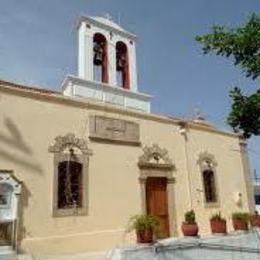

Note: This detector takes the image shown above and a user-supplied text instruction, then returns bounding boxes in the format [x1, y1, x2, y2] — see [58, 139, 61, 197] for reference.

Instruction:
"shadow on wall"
[18, 182, 32, 252]
[0, 117, 43, 174]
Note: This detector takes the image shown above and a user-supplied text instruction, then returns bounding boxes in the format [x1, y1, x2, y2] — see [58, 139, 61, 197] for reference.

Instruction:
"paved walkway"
[39, 252, 107, 260]
[0, 251, 109, 260]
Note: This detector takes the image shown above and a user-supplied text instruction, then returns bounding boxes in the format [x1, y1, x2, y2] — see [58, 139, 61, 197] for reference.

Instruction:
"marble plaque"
[89, 116, 140, 145]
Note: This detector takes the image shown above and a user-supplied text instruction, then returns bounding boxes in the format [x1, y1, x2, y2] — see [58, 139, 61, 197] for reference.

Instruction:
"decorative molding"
[0, 171, 22, 223]
[138, 145, 175, 236]
[77, 16, 137, 40]
[0, 171, 22, 195]
[62, 76, 151, 113]
[49, 134, 91, 218]
[49, 134, 91, 217]
[49, 133, 92, 155]
[197, 151, 217, 170]
[197, 151, 220, 207]
[138, 144, 174, 169]
[89, 115, 140, 145]
[138, 177, 147, 184]
[167, 178, 176, 184]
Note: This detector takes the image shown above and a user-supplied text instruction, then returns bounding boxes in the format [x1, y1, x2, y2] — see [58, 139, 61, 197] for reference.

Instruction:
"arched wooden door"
[146, 177, 170, 238]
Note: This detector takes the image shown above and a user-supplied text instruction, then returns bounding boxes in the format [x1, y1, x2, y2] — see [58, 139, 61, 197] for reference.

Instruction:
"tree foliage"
[227, 87, 260, 138]
[196, 13, 260, 80]
[196, 13, 260, 138]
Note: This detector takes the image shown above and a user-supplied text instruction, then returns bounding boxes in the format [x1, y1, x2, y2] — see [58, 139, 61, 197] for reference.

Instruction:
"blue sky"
[0, 0, 260, 176]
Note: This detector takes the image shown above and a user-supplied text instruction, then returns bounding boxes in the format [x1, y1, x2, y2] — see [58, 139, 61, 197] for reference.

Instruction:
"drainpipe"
[179, 121, 193, 209]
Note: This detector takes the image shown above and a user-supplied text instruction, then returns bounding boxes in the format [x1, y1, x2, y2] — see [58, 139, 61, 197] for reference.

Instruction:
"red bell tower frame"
[93, 33, 109, 83]
[116, 41, 130, 89]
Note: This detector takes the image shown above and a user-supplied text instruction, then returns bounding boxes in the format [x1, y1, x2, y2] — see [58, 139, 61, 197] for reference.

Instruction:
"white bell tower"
[78, 14, 138, 92]
[62, 15, 151, 113]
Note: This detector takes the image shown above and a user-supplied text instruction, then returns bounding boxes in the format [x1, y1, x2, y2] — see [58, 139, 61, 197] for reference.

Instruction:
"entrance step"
[0, 252, 16, 260]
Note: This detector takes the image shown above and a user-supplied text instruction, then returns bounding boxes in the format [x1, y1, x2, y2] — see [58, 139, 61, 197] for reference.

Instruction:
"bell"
[93, 43, 103, 66]
[116, 55, 126, 71]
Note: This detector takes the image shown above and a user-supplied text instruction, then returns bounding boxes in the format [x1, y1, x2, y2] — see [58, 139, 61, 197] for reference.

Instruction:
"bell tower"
[62, 15, 151, 112]
[78, 15, 138, 91]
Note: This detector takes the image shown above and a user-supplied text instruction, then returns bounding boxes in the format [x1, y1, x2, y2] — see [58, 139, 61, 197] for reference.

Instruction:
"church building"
[0, 15, 255, 255]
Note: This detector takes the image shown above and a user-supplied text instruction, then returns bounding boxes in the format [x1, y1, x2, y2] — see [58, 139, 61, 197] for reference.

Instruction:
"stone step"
[0, 254, 16, 260]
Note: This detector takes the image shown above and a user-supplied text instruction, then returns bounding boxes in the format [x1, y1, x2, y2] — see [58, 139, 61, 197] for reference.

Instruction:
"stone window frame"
[49, 133, 92, 217]
[138, 144, 176, 236]
[197, 151, 220, 208]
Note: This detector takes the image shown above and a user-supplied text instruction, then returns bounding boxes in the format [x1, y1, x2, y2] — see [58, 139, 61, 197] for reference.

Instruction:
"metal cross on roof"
[194, 107, 205, 120]
[104, 13, 112, 21]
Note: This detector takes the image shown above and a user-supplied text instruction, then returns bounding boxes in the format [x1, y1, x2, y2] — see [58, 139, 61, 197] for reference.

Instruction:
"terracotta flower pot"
[181, 223, 199, 237]
[232, 219, 248, 231]
[136, 228, 154, 243]
[210, 219, 227, 234]
[250, 215, 260, 227]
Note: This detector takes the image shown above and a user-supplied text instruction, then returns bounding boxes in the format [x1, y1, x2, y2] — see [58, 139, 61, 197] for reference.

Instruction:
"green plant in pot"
[232, 212, 249, 231]
[127, 214, 159, 243]
[210, 212, 227, 234]
[250, 211, 260, 228]
[181, 210, 199, 237]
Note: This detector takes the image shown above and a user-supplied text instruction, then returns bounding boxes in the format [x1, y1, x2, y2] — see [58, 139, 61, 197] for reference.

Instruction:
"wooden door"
[146, 177, 170, 238]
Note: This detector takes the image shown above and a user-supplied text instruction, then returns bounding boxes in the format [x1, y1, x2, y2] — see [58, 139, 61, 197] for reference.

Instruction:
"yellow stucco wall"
[0, 83, 254, 254]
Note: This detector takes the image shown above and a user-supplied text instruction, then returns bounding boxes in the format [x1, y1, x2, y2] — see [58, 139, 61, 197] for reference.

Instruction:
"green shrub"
[127, 214, 160, 232]
[232, 212, 249, 222]
[210, 212, 226, 221]
[184, 210, 196, 224]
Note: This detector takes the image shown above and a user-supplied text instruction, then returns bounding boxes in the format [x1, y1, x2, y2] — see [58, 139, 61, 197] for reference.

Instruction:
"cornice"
[77, 16, 137, 41]
[0, 80, 239, 139]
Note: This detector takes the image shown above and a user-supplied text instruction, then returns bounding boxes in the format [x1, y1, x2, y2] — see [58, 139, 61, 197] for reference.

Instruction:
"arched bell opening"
[93, 33, 109, 83]
[116, 41, 130, 89]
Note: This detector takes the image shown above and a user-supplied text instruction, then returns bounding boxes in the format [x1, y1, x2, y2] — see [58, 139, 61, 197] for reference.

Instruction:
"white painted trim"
[62, 75, 151, 112]
[62, 75, 151, 100]
[77, 16, 137, 40]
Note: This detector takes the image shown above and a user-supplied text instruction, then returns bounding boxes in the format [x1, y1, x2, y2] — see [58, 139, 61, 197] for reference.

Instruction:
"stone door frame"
[138, 144, 176, 236]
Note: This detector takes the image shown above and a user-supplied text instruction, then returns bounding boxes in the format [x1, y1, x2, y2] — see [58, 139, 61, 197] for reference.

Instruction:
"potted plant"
[210, 212, 227, 234]
[250, 211, 260, 228]
[127, 214, 159, 243]
[232, 212, 249, 231]
[181, 210, 199, 237]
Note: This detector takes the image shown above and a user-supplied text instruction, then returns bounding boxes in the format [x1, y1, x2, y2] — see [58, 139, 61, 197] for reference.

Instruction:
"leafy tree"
[196, 13, 260, 138]
[228, 87, 260, 138]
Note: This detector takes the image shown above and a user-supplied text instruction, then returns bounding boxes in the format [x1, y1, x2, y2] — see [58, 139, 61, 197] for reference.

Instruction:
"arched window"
[58, 155, 83, 209]
[202, 169, 217, 203]
[197, 152, 219, 205]
[116, 41, 129, 89]
[93, 33, 108, 83]
[49, 134, 92, 217]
